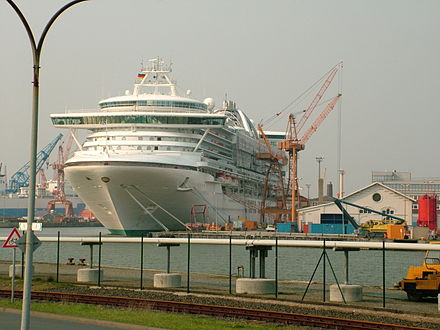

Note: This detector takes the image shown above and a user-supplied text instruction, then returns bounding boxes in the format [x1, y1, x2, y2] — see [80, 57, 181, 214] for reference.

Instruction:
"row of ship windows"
[52, 116, 225, 126]
[85, 145, 194, 152]
[89, 136, 198, 143]
[99, 100, 208, 110]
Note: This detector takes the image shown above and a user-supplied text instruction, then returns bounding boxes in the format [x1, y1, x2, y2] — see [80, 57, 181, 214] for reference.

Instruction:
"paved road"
[0, 309, 157, 330]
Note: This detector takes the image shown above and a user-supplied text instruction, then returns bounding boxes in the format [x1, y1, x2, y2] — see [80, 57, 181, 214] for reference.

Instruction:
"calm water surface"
[0, 227, 424, 287]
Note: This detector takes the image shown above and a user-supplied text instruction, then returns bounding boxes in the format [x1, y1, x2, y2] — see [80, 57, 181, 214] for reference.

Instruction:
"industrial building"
[372, 170, 439, 221]
[299, 182, 415, 232]
[372, 170, 440, 200]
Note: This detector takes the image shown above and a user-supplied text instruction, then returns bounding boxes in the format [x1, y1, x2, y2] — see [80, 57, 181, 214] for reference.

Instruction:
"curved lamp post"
[5, 1, 89, 329]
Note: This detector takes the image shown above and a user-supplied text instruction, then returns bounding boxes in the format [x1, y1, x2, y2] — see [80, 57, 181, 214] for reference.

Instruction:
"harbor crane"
[47, 144, 73, 217]
[278, 62, 342, 231]
[47, 131, 76, 218]
[7, 133, 63, 193]
[256, 124, 289, 224]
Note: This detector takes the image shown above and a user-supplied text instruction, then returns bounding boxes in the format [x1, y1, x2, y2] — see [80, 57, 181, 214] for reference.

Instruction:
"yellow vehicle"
[398, 243, 440, 301]
[333, 199, 407, 238]
[358, 219, 407, 238]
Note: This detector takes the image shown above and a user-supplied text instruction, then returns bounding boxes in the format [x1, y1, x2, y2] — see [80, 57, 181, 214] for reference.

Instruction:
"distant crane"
[278, 62, 342, 231]
[7, 133, 63, 193]
[38, 169, 47, 189]
[256, 124, 288, 224]
[47, 144, 73, 217]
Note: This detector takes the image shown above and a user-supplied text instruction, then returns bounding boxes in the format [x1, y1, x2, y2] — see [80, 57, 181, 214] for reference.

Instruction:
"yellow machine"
[398, 242, 440, 301]
[333, 199, 407, 238]
[358, 220, 407, 238]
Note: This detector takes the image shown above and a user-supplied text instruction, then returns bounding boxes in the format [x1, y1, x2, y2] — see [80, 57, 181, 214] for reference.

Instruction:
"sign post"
[2, 228, 22, 303]
[12, 248, 16, 303]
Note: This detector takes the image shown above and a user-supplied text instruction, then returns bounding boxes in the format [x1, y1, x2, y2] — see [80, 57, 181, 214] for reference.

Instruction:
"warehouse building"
[299, 182, 415, 231]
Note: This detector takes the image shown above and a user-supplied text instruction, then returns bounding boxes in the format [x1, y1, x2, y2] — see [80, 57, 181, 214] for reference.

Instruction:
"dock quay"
[149, 230, 423, 243]
[0, 260, 439, 329]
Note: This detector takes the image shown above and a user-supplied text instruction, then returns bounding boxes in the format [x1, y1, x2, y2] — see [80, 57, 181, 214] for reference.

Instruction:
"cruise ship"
[51, 59, 282, 236]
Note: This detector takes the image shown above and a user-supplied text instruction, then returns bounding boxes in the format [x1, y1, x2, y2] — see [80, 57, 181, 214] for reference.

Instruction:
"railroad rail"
[0, 289, 430, 330]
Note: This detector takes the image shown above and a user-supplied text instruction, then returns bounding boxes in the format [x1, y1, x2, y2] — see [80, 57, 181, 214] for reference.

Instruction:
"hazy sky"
[0, 0, 438, 196]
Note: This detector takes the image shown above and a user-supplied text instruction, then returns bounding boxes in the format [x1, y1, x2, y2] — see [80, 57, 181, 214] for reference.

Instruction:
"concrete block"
[330, 284, 363, 302]
[9, 265, 33, 278]
[236, 278, 275, 294]
[77, 268, 104, 282]
[154, 273, 181, 288]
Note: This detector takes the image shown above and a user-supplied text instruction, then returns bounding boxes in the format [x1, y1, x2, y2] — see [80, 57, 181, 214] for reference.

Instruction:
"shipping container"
[277, 222, 293, 233]
[244, 220, 257, 230]
[386, 224, 405, 240]
[310, 223, 354, 234]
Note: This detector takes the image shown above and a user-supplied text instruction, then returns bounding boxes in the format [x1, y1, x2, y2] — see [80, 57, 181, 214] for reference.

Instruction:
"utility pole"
[5, 1, 89, 329]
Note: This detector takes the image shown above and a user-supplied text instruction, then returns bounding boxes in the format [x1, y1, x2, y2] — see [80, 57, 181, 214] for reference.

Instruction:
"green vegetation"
[0, 298, 310, 330]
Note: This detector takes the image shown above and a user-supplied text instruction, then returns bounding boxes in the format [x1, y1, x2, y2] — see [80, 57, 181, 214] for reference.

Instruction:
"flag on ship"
[137, 73, 146, 78]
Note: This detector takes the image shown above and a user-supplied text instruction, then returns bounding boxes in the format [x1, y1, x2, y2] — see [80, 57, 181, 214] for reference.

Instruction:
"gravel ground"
[1, 261, 440, 329]
[44, 285, 440, 329]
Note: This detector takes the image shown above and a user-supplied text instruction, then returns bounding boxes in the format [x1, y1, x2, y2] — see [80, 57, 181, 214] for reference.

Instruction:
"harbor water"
[0, 227, 424, 288]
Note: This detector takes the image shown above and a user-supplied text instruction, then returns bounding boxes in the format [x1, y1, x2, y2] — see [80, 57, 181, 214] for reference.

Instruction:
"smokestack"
[339, 169, 345, 198]
[327, 181, 333, 197]
[318, 178, 324, 204]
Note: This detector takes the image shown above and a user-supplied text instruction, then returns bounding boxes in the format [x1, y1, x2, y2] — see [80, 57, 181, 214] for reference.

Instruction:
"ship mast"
[133, 58, 176, 96]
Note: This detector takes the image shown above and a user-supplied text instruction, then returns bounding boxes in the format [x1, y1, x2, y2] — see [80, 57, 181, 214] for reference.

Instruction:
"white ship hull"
[66, 162, 257, 235]
[52, 59, 280, 236]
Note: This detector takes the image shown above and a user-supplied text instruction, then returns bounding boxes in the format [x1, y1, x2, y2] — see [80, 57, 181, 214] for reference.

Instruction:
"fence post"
[98, 232, 102, 286]
[323, 239, 326, 302]
[187, 233, 191, 293]
[56, 231, 60, 283]
[275, 236, 278, 299]
[140, 233, 144, 290]
[229, 235, 232, 294]
[382, 240, 386, 308]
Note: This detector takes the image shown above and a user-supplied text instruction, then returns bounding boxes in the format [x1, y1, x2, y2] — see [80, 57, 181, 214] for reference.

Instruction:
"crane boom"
[7, 133, 63, 193]
[300, 93, 342, 145]
[295, 63, 342, 134]
[278, 63, 342, 232]
[257, 125, 275, 158]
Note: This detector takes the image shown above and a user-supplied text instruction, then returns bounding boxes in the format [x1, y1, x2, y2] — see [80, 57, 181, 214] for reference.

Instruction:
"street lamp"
[5, 1, 89, 329]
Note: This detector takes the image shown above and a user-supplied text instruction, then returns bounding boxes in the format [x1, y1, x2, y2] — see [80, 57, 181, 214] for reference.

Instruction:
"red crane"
[47, 144, 73, 218]
[256, 124, 289, 224]
[278, 63, 342, 231]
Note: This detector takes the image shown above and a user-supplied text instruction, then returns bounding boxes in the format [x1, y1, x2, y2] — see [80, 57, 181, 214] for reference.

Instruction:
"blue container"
[310, 223, 322, 233]
[310, 223, 355, 234]
[277, 222, 293, 233]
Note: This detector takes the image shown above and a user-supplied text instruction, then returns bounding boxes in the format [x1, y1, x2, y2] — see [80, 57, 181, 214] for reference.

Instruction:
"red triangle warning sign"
[2, 228, 21, 248]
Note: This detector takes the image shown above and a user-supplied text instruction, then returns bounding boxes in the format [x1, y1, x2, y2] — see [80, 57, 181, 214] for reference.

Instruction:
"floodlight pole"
[5, 1, 89, 329]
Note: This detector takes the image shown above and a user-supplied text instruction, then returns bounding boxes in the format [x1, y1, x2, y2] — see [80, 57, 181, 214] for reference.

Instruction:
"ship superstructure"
[51, 59, 280, 235]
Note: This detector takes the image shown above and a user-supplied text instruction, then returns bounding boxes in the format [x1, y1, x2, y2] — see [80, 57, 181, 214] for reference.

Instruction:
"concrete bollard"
[9, 265, 34, 278]
[77, 268, 104, 282]
[154, 273, 181, 288]
[330, 284, 363, 302]
[236, 278, 275, 294]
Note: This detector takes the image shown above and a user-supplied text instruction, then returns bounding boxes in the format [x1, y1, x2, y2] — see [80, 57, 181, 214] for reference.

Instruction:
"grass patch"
[0, 298, 311, 329]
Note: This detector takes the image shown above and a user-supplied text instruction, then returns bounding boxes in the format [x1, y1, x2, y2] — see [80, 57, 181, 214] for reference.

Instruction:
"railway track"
[0, 289, 430, 330]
